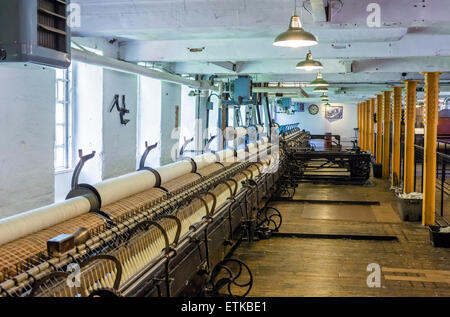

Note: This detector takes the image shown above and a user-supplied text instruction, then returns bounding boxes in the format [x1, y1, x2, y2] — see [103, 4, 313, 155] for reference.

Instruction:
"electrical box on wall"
[0, 0, 71, 68]
[234, 76, 252, 101]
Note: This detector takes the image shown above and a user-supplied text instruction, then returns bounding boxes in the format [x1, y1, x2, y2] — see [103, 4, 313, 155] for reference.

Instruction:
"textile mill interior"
[1, 0, 450, 303]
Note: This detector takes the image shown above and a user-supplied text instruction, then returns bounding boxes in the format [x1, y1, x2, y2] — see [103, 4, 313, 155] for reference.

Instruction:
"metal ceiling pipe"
[71, 48, 217, 90]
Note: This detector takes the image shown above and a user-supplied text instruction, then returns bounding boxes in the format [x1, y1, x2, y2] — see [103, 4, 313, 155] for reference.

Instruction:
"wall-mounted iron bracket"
[204, 135, 217, 153]
[66, 149, 102, 213]
[179, 136, 194, 156]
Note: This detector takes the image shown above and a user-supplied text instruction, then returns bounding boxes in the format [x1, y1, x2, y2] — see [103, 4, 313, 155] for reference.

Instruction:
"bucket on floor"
[373, 163, 382, 178]
[429, 226, 450, 248]
[396, 195, 422, 221]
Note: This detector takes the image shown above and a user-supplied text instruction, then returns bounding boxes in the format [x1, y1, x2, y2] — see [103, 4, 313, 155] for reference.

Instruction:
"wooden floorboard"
[232, 178, 450, 297]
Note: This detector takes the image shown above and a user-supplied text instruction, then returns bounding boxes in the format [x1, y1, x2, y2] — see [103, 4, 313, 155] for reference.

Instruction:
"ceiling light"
[310, 72, 329, 86]
[296, 50, 323, 71]
[273, 0, 318, 48]
[314, 86, 328, 93]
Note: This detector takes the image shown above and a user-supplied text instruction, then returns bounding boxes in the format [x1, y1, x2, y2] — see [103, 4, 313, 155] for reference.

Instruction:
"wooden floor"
[233, 178, 450, 296]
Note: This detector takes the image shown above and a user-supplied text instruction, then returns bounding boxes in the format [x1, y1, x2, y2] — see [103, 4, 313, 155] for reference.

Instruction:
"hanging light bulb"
[313, 86, 328, 93]
[322, 96, 329, 102]
[296, 50, 323, 71]
[310, 72, 329, 86]
[273, 0, 318, 48]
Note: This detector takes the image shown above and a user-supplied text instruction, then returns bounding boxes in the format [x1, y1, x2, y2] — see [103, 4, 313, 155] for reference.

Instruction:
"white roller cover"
[216, 149, 235, 163]
[235, 127, 247, 138]
[236, 148, 247, 161]
[247, 143, 258, 156]
[94, 170, 157, 206]
[193, 153, 217, 170]
[157, 160, 193, 184]
[0, 196, 91, 246]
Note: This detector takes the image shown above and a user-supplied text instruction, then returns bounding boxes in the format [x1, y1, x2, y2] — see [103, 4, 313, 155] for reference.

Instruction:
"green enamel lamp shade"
[273, 16, 318, 48]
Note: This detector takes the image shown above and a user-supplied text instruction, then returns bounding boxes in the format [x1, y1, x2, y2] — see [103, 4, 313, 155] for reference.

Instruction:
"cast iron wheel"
[210, 259, 253, 297]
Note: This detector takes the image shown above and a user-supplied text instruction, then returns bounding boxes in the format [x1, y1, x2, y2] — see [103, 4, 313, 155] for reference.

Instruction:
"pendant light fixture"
[273, 0, 318, 48]
[310, 72, 329, 86]
[313, 86, 328, 93]
[321, 95, 329, 102]
[296, 50, 323, 71]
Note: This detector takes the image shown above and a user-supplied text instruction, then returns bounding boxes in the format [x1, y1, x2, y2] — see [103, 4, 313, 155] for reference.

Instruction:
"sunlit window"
[54, 67, 72, 171]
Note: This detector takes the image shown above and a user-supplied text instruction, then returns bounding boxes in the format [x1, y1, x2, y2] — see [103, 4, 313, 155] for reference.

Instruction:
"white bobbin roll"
[0, 196, 91, 246]
[216, 149, 235, 163]
[193, 153, 217, 170]
[235, 127, 247, 138]
[157, 160, 194, 184]
[94, 170, 157, 206]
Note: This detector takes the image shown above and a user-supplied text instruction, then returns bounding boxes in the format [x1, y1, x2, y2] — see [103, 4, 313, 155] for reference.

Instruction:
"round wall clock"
[308, 104, 319, 115]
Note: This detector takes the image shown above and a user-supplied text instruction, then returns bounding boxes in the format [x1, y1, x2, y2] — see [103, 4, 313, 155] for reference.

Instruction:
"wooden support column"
[382, 91, 392, 179]
[376, 94, 383, 163]
[391, 86, 403, 187]
[422, 72, 440, 226]
[369, 98, 376, 155]
[365, 100, 371, 153]
[403, 80, 419, 193]
[358, 103, 362, 148]
[361, 101, 367, 151]
[360, 102, 366, 151]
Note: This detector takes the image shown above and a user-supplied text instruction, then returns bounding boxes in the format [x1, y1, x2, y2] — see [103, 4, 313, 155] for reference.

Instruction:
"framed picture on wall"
[325, 106, 343, 120]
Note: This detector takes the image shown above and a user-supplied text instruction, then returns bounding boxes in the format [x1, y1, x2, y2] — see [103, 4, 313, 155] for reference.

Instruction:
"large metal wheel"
[209, 259, 253, 297]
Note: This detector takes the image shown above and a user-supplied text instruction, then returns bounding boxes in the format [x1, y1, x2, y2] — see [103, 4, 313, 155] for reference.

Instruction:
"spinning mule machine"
[0, 126, 305, 298]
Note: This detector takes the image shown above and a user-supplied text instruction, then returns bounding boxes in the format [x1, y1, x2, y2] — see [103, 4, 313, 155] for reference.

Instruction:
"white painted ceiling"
[72, 0, 450, 102]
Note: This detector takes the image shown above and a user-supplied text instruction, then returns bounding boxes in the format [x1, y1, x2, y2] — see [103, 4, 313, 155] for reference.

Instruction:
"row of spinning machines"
[0, 126, 305, 298]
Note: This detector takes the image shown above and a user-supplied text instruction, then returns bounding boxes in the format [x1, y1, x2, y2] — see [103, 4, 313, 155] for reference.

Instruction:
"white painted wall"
[138, 76, 162, 168]
[0, 65, 55, 218]
[275, 102, 358, 142]
[102, 70, 138, 179]
[72, 61, 103, 186]
[160, 82, 181, 165]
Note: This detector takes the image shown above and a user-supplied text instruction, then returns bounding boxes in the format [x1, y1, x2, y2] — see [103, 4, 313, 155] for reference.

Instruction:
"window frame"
[54, 67, 73, 172]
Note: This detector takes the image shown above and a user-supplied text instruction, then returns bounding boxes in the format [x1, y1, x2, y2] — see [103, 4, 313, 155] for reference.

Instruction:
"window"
[54, 67, 72, 171]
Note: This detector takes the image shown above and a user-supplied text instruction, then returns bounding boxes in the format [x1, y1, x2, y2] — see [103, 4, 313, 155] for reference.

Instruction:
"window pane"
[55, 147, 65, 169]
[55, 103, 65, 124]
[55, 125, 65, 146]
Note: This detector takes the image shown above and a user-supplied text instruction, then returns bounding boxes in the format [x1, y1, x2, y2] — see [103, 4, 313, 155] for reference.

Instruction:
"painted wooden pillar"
[369, 98, 376, 155]
[391, 86, 403, 187]
[403, 80, 419, 194]
[376, 94, 383, 164]
[382, 91, 392, 179]
[358, 103, 362, 148]
[422, 72, 440, 226]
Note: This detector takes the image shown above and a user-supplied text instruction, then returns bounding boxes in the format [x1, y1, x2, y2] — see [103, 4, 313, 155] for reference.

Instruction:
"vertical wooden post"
[391, 86, 403, 187]
[382, 91, 392, 179]
[358, 103, 362, 148]
[403, 80, 419, 194]
[421, 72, 440, 226]
[365, 100, 371, 153]
[361, 100, 366, 151]
[376, 94, 383, 164]
[369, 98, 376, 155]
